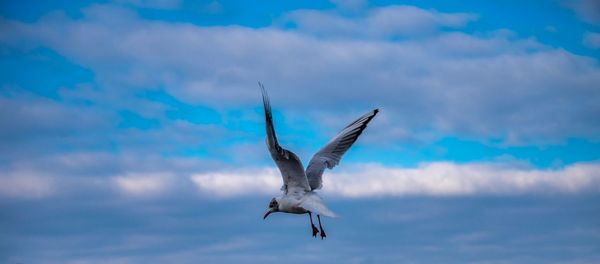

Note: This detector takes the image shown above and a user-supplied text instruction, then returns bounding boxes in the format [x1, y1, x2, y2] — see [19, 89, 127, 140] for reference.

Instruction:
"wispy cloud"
[565, 0, 600, 25]
[114, 0, 182, 10]
[329, 0, 368, 11]
[283, 5, 478, 38]
[584, 31, 600, 49]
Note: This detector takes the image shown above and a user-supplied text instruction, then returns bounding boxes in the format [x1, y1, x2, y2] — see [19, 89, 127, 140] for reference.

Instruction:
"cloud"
[283, 5, 478, 38]
[0, 90, 116, 141]
[114, 0, 182, 10]
[328, 162, 600, 197]
[565, 0, 600, 25]
[367, 6, 478, 36]
[329, 0, 367, 11]
[190, 168, 281, 198]
[113, 172, 174, 196]
[584, 31, 600, 48]
[190, 161, 600, 198]
[2, 4, 598, 145]
[4, 149, 598, 199]
[0, 86, 233, 166]
[0, 151, 224, 199]
[0, 170, 55, 199]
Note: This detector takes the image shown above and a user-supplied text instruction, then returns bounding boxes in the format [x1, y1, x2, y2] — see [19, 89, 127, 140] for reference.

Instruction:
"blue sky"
[1, 0, 600, 263]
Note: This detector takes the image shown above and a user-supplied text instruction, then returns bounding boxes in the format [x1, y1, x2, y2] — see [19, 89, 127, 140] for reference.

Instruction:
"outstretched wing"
[260, 82, 310, 195]
[305, 109, 379, 190]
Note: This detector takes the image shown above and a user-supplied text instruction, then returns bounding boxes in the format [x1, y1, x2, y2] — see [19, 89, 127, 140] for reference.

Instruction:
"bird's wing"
[306, 109, 379, 190]
[299, 193, 337, 218]
[260, 82, 310, 195]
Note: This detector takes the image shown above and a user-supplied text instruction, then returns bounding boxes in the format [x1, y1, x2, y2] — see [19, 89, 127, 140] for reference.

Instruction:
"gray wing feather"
[260, 82, 310, 194]
[306, 109, 379, 190]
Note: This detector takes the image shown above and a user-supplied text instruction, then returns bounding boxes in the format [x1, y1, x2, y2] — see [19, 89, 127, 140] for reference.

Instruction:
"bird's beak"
[263, 209, 274, 220]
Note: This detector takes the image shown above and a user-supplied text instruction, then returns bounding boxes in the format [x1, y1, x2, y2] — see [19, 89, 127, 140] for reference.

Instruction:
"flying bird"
[260, 82, 379, 239]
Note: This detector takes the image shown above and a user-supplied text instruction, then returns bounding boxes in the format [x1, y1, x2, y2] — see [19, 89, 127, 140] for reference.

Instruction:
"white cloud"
[190, 168, 281, 198]
[113, 173, 174, 196]
[584, 31, 600, 49]
[326, 162, 600, 197]
[190, 162, 600, 198]
[2, 155, 599, 199]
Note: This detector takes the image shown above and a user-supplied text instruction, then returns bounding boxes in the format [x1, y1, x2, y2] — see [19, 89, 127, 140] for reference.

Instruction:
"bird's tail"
[300, 193, 338, 218]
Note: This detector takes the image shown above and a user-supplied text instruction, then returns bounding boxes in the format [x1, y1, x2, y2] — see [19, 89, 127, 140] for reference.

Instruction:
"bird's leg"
[317, 214, 326, 239]
[308, 212, 319, 237]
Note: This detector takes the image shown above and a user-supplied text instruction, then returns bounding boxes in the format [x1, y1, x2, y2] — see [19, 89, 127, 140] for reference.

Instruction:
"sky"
[1, 0, 600, 263]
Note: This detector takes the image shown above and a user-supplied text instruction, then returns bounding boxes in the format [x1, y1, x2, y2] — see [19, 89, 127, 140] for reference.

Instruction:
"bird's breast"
[278, 197, 309, 214]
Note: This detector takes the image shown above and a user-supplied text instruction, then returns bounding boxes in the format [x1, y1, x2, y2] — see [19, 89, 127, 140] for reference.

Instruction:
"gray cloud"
[283, 5, 478, 38]
[0, 91, 115, 140]
[329, 0, 368, 11]
[584, 31, 600, 48]
[114, 0, 182, 10]
[0, 151, 225, 199]
[566, 0, 600, 25]
[0, 85, 236, 167]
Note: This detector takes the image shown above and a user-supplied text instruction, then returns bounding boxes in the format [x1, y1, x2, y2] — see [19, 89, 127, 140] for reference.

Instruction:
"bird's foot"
[311, 224, 319, 237]
[320, 228, 327, 240]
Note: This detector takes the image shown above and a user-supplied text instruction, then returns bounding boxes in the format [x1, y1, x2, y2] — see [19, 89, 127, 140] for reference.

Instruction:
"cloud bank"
[191, 162, 600, 198]
[7, 157, 598, 199]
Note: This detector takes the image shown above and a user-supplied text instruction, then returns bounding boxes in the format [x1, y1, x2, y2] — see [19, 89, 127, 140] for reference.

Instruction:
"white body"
[276, 191, 336, 217]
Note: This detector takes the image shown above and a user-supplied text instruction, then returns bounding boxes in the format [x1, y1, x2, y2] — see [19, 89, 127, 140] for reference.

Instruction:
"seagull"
[260, 82, 379, 239]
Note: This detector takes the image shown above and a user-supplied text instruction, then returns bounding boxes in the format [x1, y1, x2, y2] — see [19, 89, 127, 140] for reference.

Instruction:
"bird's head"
[263, 197, 280, 219]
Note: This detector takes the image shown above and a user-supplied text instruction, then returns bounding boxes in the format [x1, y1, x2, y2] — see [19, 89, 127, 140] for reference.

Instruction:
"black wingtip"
[373, 108, 379, 115]
[258, 82, 267, 103]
